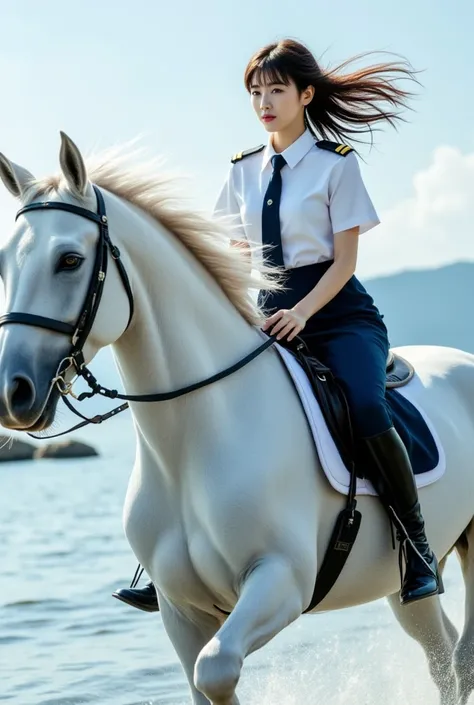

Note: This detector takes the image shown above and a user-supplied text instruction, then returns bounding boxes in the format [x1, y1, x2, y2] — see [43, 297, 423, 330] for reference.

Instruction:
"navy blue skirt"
[260, 261, 392, 438]
[259, 261, 439, 474]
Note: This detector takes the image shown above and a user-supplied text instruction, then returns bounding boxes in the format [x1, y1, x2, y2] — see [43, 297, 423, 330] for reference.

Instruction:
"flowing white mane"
[26, 147, 282, 325]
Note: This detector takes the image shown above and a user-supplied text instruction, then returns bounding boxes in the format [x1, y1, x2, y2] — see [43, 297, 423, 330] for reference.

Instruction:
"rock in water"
[34, 440, 99, 460]
[0, 435, 35, 461]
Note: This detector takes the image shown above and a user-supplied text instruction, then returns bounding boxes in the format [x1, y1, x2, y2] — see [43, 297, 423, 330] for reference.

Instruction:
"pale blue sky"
[1, 1, 473, 277]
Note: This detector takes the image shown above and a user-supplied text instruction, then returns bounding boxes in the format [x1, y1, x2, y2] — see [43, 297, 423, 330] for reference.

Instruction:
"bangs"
[245, 56, 291, 91]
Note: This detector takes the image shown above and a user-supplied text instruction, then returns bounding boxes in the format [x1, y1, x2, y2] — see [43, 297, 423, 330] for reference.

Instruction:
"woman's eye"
[57, 254, 84, 272]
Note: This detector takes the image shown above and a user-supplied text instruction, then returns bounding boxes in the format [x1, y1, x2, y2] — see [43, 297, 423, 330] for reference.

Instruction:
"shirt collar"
[261, 128, 316, 172]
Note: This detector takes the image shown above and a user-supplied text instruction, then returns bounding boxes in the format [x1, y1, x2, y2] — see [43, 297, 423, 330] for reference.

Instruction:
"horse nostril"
[11, 375, 36, 412]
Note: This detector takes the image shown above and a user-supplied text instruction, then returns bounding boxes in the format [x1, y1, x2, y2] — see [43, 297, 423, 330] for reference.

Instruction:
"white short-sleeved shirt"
[214, 128, 380, 269]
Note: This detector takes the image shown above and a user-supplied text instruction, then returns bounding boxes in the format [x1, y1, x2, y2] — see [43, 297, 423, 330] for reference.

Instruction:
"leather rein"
[1, 185, 275, 439]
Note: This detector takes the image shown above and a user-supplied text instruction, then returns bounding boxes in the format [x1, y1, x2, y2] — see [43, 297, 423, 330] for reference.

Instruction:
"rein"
[1, 185, 276, 439]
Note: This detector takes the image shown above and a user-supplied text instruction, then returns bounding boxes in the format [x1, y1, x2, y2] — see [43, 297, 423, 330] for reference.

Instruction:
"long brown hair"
[244, 39, 420, 145]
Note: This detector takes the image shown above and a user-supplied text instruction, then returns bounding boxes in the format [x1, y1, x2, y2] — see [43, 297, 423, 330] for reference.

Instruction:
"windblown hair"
[26, 148, 283, 326]
[244, 39, 420, 145]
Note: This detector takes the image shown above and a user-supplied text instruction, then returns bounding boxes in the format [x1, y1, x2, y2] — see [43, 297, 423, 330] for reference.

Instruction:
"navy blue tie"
[261, 154, 286, 268]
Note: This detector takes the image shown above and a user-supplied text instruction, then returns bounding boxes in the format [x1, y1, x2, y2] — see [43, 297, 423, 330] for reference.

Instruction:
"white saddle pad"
[275, 343, 446, 496]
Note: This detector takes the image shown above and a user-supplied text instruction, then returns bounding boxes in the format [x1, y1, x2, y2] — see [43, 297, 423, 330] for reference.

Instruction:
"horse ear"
[0, 153, 35, 199]
[59, 131, 90, 197]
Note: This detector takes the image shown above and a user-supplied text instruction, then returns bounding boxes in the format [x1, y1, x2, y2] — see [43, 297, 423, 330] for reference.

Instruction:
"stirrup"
[130, 564, 144, 589]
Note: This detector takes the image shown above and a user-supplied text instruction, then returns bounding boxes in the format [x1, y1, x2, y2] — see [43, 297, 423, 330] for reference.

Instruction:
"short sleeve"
[213, 166, 247, 242]
[328, 152, 380, 235]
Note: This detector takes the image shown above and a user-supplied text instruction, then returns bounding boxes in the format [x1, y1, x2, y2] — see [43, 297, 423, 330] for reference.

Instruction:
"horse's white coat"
[0, 135, 472, 705]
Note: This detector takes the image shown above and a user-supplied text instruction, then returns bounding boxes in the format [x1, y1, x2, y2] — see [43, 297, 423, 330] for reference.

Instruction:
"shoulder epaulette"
[316, 140, 353, 157]
[231, 144, 265, 163]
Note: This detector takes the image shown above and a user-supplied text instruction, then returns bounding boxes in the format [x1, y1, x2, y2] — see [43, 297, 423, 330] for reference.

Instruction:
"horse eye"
[57, 254, 84, 272]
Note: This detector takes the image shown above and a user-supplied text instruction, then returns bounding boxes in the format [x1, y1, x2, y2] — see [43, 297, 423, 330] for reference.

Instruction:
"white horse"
[0, 133, 473, 705]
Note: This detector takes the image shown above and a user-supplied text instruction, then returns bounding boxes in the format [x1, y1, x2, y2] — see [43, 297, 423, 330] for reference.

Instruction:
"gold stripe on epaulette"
[335, 144, 348, 154]
[339, 145, 352, 155]
[232, 152, 243, 162]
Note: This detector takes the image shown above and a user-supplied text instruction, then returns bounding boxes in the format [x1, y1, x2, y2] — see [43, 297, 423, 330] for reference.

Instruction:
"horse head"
[0, 133, 131, 431]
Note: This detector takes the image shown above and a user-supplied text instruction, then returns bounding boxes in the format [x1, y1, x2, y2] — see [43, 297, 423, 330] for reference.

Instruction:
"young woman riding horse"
[113, 38, 441, 612]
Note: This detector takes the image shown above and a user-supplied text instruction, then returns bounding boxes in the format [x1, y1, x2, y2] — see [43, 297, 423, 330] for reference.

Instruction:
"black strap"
[76, 335, 277, 403]
[302, 369, 361, 613]
[28, 335, 277, 440]
[16, 200, 106, 225]
[303, 499, 361, 612]
[72, 217, 109, 352]
[95, 187, 134, 330]
[0, 313, 75, 336]
[102, 233, 134, 329]
[28, 395, 130, 440]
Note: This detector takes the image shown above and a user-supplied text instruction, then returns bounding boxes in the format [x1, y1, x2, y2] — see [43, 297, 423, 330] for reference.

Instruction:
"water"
[0, 411, 469, 704]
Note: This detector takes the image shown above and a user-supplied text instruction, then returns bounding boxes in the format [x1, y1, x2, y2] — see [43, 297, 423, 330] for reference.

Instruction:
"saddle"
[288, 339, 414, 477]
[386, 351, 414, 389]
[286, 339, 415, 613]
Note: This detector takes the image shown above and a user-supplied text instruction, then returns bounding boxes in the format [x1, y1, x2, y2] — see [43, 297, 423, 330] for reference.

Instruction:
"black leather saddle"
[287, 343, 415, 613]
[386, 351, 414, 389]
[288, 341, 414, 474]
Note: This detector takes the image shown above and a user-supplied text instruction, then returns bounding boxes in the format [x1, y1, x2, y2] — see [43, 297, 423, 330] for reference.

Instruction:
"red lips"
[262, 115, 276, 122]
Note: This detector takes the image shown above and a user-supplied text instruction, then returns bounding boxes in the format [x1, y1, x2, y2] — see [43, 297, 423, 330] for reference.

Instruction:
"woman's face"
[249, 74, 313, 133]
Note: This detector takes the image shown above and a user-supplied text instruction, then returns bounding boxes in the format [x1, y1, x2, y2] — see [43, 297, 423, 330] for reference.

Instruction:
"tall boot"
[364, 426, 442, 606]
[112, 573, 159, 613]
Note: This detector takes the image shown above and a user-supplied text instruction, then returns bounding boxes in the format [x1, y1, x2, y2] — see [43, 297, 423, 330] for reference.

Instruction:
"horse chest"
[124, 479, 234, 603]
[152, 527, 235, 606]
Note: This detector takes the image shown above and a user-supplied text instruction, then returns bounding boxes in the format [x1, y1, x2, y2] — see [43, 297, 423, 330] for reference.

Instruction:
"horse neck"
[109, 197, 261, 461]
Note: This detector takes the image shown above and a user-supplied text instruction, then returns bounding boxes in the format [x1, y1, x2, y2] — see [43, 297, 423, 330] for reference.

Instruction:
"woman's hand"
[262, 308, 307, 342]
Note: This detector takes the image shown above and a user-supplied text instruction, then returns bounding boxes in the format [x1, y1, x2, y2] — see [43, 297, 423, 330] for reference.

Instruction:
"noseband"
[0, 184, 275, 438]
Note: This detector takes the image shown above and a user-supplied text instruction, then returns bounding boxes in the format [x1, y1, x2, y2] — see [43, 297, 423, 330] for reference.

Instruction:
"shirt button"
[267, 199, 273, 206]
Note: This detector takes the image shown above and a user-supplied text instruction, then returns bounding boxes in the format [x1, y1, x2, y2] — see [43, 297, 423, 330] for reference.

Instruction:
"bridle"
[0, 185, 275, 438]
[1, 186, 134, 375]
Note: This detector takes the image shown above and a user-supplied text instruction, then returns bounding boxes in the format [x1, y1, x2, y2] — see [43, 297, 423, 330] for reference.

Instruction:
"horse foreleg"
[453, 520, 474, 705]
[387, 592, 457, 705]
[194, 555, 306, 705]
[158, 590, 223, 705]
[438, 555, 460, 648]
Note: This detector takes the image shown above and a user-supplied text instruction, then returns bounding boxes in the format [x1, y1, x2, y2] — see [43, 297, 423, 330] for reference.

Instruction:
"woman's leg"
[309, 323, 442, 605]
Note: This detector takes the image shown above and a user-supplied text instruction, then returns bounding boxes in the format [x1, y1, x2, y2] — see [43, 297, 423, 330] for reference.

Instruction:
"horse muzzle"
[0, 346, 64, 431]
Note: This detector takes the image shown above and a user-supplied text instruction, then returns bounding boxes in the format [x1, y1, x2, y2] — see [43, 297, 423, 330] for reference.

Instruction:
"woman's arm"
[293, 227, 359, 320]
[262, 227, 359, 341]
[214, 165, 252, 265]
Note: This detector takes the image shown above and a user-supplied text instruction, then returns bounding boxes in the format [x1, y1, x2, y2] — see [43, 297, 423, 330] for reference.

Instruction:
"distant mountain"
[362, 261, 474, 353]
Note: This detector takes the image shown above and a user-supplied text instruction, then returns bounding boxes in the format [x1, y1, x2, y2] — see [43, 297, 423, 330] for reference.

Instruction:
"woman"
[113, 39, 441, 613]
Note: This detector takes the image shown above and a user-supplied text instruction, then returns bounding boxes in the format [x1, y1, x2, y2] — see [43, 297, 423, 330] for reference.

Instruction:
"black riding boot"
[364, 426, 442, 605]
[112, 579, 159, 613]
